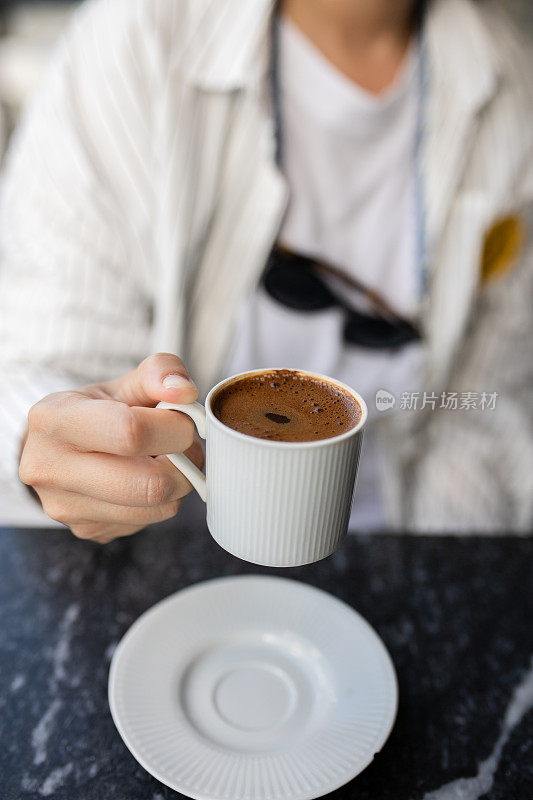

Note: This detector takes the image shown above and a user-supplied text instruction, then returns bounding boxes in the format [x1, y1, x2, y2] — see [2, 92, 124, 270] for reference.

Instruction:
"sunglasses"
[261, 246, 421, 350]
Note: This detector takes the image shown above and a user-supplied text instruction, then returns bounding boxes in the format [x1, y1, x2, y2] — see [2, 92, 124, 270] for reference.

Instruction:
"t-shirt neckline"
[279, 16, 419, 133]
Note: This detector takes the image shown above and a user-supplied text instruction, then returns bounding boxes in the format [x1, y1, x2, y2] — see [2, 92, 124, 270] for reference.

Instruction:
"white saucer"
[109, 575, 397, 800]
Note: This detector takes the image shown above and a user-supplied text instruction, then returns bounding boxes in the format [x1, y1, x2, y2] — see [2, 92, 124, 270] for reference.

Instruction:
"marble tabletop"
[1, 496, 532, 800]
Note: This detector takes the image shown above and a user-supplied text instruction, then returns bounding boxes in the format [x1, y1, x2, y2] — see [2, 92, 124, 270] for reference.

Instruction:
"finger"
[41, 489, 182, 526]
[104, 353, 198, 407]
[32, 393, 195, 456]
[68, 521, 143, 544]
[183, 436, 205, 471]
[34, 450, 194, 506]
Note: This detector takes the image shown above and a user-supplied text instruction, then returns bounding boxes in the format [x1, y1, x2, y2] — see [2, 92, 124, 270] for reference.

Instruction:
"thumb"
[104, 353, 198, 407]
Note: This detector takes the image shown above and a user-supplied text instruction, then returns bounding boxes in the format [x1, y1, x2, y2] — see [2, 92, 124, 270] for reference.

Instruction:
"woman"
[1, 0, 532, 539]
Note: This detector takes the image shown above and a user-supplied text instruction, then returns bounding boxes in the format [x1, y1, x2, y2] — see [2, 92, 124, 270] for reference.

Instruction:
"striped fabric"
[0, 0, 532, 531]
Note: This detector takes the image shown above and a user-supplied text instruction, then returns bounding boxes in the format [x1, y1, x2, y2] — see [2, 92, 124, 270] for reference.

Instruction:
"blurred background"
[0, 1, 75, 158]
[0, 0, 532, 163]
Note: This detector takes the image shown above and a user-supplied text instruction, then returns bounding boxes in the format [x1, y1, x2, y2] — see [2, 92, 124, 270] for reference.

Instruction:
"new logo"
[375, 389, 396, 412]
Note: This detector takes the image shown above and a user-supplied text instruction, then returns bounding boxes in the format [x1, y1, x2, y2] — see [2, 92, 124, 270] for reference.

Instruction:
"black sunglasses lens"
[262, 247, 421, 349]
[262, 263, 336, 311]
[343, 311, 420, 349]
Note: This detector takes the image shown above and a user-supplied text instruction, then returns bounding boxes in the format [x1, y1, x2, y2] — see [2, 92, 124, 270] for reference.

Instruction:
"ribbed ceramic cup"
[156, 369, 367, 567]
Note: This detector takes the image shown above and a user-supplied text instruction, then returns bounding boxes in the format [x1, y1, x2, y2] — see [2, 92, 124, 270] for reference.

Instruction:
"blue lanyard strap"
[269, 10, 283, 167]
[414, 39, 428, 298]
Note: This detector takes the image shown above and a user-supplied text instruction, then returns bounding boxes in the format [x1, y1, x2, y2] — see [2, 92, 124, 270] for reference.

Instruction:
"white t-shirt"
[224, 18, 423, 530]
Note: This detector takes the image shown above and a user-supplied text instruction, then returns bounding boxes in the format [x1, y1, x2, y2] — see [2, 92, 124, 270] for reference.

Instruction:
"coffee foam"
[212, 369, 361, 442]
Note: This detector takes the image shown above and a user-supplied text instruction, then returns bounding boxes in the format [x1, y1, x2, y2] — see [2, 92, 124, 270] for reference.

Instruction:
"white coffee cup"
[156, 369, 367, 567]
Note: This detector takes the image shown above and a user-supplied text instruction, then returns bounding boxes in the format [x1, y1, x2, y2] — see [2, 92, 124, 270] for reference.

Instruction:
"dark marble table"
[1, 496, 532, 800]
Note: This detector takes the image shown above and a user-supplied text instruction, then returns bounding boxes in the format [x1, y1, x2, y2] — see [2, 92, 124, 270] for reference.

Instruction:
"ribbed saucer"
[109, 575, 397, 800]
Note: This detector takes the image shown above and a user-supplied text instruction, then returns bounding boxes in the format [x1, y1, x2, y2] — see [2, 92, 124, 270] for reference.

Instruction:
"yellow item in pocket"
[481, 215, 524, 284]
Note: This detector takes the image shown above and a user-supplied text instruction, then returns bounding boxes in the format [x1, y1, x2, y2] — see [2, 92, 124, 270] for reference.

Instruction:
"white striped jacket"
[0, 0, 532, 531]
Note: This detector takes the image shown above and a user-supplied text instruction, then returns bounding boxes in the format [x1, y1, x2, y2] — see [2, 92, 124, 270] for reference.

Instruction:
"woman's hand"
[19, 354, 203, 543]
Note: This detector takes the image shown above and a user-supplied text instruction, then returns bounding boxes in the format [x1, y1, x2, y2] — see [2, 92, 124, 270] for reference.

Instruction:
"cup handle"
[156, 401, 207, 502]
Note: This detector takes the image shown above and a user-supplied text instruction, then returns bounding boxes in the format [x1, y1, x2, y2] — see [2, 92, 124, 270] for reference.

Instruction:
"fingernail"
[162, 374, 197, 390]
